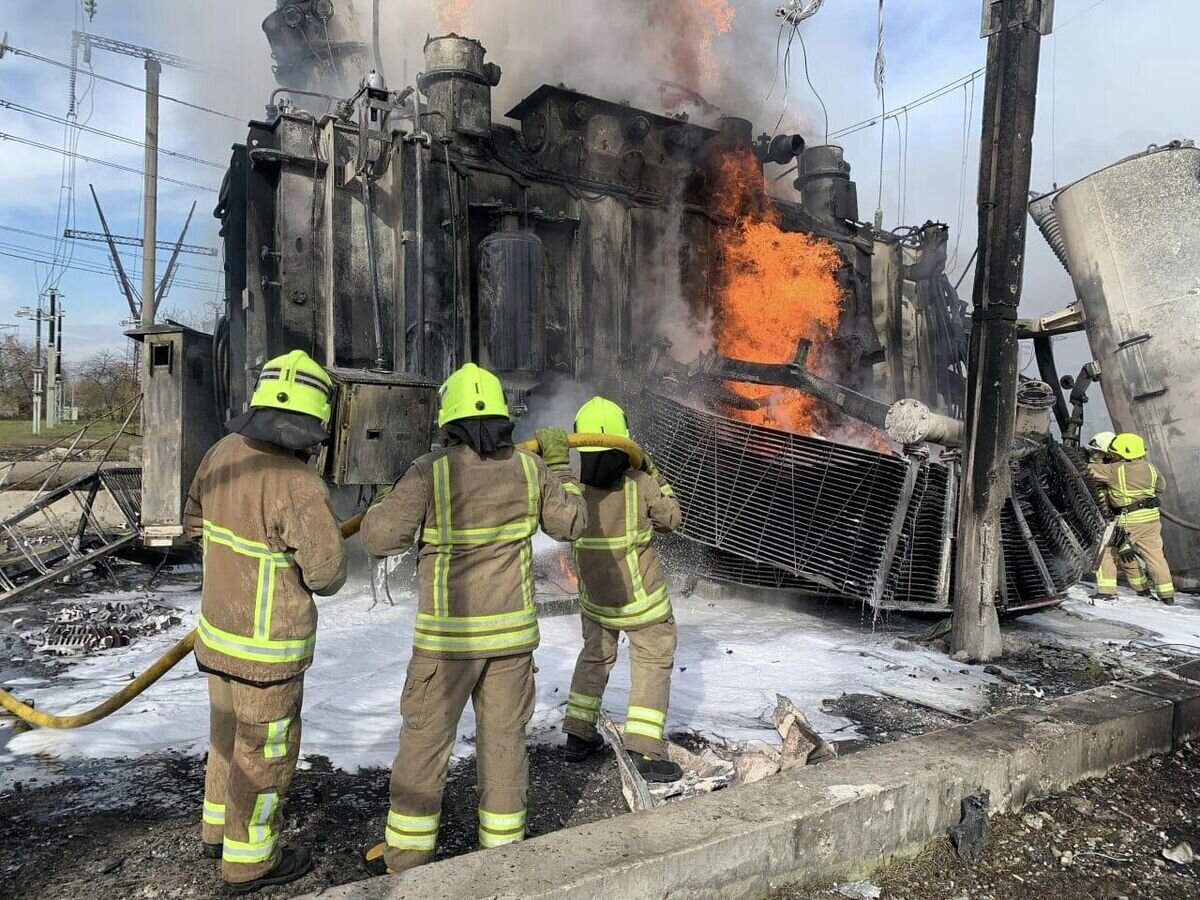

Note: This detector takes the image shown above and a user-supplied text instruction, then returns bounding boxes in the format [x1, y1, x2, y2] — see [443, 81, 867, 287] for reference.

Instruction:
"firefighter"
[561, 396, 684, 783]
[1090, 432, 1176, 605]
[1086, 430, 1129, 599]
[360, 363, 587, 874]
[186, 350, 348, 893]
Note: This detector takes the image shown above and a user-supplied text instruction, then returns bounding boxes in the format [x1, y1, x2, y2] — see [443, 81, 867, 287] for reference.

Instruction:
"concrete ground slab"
[301, 682, 1191, 900]
[1124, 672, 1200, 747]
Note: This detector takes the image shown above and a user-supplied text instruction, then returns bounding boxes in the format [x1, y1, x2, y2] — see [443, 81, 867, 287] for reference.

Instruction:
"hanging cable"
[873, 0, 887, 227]
[795, 29, 829, 145]
[4, 45, 245, 121]
[0, 132, 217, 192]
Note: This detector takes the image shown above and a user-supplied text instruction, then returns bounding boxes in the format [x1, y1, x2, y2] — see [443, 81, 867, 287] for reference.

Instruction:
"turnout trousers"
[201, 673, 304, 884]
[1097, 521, 1175, 600]
[384, 653, 535, 874]
[563, 614, 677, 758]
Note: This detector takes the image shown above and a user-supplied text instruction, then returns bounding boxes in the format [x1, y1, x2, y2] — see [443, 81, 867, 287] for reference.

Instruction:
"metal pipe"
[410, 87, 428, 374]
[140, 59, 161, 330]
[1032, 335, 1070, 433]
[372, 0, 385, 79]
[360, 177, 387, 370]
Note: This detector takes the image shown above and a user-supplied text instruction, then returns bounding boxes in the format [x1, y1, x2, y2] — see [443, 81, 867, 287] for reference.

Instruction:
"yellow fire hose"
[0, 433, 643, 730]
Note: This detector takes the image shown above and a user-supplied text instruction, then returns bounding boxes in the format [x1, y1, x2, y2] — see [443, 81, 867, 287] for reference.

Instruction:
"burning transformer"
[133, 12, 1103, 615]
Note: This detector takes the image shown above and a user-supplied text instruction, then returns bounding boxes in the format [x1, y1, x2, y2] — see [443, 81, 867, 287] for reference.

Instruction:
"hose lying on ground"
[0, 433, 643, 730]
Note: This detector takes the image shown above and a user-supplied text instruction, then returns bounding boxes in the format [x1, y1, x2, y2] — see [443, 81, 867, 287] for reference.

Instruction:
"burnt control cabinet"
[129, 325, 223, 547]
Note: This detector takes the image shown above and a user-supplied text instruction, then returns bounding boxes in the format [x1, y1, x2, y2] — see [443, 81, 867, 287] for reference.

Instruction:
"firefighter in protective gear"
[360, 363, 587, 874]
[1086, 430, 1117, 462]
[1089, 432, 1176, 605]
[561, 397, 684, 783]
[186, 350, 348, 893]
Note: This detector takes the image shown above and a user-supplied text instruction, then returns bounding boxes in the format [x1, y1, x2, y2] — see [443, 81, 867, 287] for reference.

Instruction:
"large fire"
[711, 148, 843, 434]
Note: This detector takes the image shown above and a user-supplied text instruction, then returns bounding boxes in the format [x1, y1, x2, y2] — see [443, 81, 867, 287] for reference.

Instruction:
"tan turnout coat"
[573, 469, 681, 631]
[185, 434, 348, 684]
[361, 443, 587, 659]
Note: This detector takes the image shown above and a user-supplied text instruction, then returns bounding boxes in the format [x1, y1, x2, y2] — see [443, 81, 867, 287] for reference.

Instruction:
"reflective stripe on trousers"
[479, 807, 526, 849]
[414, 454, 541, 655]
[223, 791, 278, 865]
[565, 690, 602, 724]
[575, 477, 671, 629]
[386, 810, 440, 851]
[199, 521, 309, 666]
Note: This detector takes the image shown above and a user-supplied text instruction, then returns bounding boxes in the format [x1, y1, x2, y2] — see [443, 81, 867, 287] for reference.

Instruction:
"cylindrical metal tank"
[795, 145, 859, 224]
[478, 217, 545, 380]
[1053, 141, 1200, 587]
[419, 34, 501, 141]
[262, 0, 368, 96]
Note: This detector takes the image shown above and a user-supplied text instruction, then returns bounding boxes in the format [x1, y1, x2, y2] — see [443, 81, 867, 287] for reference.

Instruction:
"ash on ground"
[0, 744, 626, 900]
[775, 743, 1200, 900]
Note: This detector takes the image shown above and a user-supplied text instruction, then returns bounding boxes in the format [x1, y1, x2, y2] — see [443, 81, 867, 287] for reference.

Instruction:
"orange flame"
[557, 552, 579, 592]
[645, 0, 736, 90]
[711, 149, 843, 435]
[433, 0, 471, 33]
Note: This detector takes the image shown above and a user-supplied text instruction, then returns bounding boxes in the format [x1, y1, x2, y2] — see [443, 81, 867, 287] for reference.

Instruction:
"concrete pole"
[951, 0, 1053, 662]
[32, 305, 43, 436]
[46, 290, 58, 428]
[140, 59, 162, 330]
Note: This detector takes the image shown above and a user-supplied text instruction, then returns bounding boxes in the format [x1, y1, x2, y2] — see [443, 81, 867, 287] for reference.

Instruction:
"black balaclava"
[580, 449, 631, 488]
[227, 407, 330, 453]
[442, 416, 515, 455]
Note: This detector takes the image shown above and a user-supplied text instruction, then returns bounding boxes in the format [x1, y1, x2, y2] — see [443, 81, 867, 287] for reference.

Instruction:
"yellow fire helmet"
[1110, 432, 1147, 461]
[438, 363, 509, 427]
[574, 396, 631, 453]
[249, 350, 334, 425]
[1086, 430, 1117, 453]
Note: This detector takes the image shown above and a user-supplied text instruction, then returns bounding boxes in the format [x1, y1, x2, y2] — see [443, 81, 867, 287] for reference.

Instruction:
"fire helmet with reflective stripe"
[1086, 430, 1117, 453]
[574, 396, 631, 453]
[1110, 432, 1147, 461]
[438, 363, 509, 427]
[250, 350, 334, 425]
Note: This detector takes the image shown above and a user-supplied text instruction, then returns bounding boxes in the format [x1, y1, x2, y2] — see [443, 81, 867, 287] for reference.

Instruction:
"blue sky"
[0, 0, 1197, 370]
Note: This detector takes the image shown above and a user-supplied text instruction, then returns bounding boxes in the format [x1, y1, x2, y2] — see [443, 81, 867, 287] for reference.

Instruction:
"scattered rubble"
[25, 598, 182, 656]
[948, 792, 991, 864]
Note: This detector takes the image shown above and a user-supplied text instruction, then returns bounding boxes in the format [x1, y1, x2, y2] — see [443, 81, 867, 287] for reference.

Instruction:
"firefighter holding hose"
[360, 363, 587, 874]
[1089, 432, 1176, 605]
[561, 397, 685, 783]
[186, 350, 348, 893]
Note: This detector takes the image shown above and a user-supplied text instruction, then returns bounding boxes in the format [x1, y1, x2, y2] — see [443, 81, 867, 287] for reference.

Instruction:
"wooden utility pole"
[952, 0, 1054, 661]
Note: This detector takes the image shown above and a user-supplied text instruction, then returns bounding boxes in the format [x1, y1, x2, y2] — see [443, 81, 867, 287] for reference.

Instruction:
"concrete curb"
[302, 667, 1200, 900]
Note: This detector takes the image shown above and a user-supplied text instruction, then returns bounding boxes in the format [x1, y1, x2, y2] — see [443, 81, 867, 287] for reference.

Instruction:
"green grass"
[0, 418, 138, 452]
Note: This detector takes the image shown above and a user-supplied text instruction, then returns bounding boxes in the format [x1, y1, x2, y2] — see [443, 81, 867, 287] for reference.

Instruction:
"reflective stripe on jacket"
[185, 434, 348, 683]
[360, 443, 588, 659]
[1089, 459, 1166, 525]
[573, 470, 681, 631]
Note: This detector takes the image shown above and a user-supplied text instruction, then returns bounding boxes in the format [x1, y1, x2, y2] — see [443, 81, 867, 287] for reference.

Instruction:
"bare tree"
[0, 336, 38, 417]
[158, 300, 223, 334]
[72, 349, 140, 419]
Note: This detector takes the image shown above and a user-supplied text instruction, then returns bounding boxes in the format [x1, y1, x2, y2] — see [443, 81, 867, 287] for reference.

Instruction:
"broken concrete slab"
[1123, 673, 1200, 748]
[300, 682, 1189, 900]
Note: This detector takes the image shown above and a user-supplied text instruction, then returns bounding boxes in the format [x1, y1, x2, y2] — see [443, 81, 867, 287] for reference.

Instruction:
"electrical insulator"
[83, 0, 98, 21]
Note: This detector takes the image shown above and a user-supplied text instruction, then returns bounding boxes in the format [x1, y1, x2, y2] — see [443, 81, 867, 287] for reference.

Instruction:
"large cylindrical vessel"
[1053, 141, 1200, 587]
[478, 217, 545, 382]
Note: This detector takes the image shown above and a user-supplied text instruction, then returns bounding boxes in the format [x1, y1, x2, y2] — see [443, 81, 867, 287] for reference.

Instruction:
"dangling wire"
[873, 0, 887, 227]
[796, 29, 829, 145]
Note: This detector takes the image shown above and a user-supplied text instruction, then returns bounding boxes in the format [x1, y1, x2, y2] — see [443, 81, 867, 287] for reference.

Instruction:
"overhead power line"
[0, 224, 220, 274]
[2, 43, 245, 122]
[0, 244, 220, 294]
[0, 99, 226, 168]
[829, 67, 985, 140]
[0, 132, 218, 192]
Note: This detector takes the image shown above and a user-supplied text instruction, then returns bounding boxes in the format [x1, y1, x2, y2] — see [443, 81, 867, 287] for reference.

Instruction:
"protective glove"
[1118, 539, 1140, 565]
[536, 427, 571, 470]
[639, 452, 660, 479]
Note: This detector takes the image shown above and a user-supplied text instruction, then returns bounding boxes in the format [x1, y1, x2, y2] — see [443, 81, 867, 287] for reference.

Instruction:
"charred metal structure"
[122, 15, 1105, 614]
[1029, 141, 1200, 590]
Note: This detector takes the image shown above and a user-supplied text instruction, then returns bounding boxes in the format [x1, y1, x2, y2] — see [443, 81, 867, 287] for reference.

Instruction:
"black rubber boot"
[563, 734, 605, 762]
[1137, 590, 1152, 598]
[202, 841, 222, 860]
[635, 754, 684, 783]
[1161, 595, 1176, 606]
[363, 842, 391, 877]
[227, 847, 313, 895]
